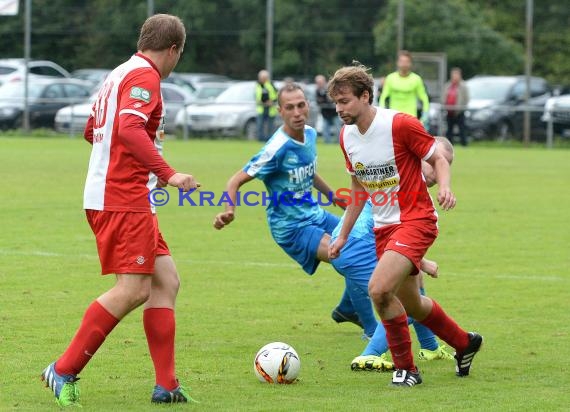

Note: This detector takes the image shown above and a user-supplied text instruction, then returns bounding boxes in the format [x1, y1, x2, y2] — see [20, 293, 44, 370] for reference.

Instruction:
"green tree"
[373, 0, 524, 79]
[478, 0, 570, 85]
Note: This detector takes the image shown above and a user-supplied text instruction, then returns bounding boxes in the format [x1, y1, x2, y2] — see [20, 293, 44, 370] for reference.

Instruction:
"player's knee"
[368, 283, 394, 309]
[124, 282, 152, 307]
[169, 271, 181, 294]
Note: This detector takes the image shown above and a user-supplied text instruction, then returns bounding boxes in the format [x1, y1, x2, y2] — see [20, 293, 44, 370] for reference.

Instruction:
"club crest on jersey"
[130, 86, 151, 103]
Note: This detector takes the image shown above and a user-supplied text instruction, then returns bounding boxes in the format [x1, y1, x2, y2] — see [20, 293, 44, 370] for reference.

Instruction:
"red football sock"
[382, 313, 416, 371]
[419, 299, 470, 353]
[144, 308, 177, 391]
[55, 300, 119, 376]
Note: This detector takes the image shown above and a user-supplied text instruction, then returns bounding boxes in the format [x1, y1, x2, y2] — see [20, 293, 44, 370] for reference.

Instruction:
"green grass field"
[1, 136, 569, 411]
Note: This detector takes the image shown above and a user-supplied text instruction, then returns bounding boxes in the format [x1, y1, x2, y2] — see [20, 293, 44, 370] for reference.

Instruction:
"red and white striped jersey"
[340, 109, 437, 228]
[83, 53, 166, 212]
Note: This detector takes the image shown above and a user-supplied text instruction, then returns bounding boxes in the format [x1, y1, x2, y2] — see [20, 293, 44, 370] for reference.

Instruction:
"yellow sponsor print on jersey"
[354, 162, 365, 171]
[361, 178, 399, 190]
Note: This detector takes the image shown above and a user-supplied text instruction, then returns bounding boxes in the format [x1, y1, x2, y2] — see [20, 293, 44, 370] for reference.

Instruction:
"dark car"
[0, 78, 91, 130]
[465, 76, 552, 140]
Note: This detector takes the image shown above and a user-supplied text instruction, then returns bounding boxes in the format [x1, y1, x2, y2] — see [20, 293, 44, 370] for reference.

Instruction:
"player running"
[41, 15, 198, 406]
[213, 83, 342, 278]
[328, 64, 482, 387]
[331, 137, 455, 372]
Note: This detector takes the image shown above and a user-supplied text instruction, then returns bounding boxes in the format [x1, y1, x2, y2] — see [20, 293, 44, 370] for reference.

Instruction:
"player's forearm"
[339, 179, 367, 238]
[313, 174, 334, 198]
[433, 157, 451, 190]
[224, 171, 252, 213]
[418, 86, 430, 112]
[118, 116, 176, 182]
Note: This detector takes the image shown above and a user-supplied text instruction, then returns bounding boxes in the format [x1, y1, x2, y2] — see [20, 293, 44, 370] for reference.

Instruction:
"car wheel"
[244, 118, 257, 140]
[497, 120, 514, 141]
[12, 114, 23, 130]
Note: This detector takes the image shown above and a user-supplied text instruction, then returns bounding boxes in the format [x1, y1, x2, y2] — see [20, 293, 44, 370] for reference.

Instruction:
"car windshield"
[0, 82, 43, 99]
[215, 83, 254, 103]
[467, 78, 517, 101]
[196, 85, 228, 100]
[0, 66, 17, 75]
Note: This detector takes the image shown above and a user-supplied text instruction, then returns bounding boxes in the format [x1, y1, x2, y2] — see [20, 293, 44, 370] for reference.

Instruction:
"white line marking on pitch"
[0, 249, 567, 278]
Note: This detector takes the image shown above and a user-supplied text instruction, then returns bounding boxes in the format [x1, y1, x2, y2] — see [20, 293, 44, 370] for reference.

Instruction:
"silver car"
[0, 59, 70, 87]
[55, 83, 194, 134]
[175, 81, 319, 139]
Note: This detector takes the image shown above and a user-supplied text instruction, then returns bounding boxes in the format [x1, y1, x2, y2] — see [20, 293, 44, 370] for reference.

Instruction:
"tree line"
[0, 0, 567, 85]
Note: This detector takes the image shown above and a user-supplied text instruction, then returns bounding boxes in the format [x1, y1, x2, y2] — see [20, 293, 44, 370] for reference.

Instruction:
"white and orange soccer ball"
[253, 342, 300, 384]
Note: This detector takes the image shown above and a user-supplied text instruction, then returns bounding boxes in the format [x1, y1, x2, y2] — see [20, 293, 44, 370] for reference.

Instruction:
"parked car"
[0, 78, 91, 129]
[54, 82, 193, 134]
[542, 94, 570, 136]
[177, 72, 232, 89]
[465, 75, 552, 140]
[0, 59, 70, 87]
[70, 68, 111, 90]
[175, 81, 321, 139]
[162, 72, 197, 95]
[190, 81, 233, 104]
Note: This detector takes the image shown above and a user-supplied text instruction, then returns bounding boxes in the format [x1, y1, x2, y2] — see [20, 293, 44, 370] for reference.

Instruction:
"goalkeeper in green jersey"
[379, 50, 430, 127]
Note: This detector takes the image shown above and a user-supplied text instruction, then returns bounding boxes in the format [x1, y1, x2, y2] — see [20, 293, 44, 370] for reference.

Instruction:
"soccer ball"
[253, 342, 300, 384]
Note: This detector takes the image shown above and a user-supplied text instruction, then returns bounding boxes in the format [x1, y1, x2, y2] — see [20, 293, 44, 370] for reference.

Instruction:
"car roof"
[2, 77, 91, 87]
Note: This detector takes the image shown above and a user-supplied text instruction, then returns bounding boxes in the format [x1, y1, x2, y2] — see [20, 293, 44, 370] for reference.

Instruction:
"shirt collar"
[135, 52, 160, 75]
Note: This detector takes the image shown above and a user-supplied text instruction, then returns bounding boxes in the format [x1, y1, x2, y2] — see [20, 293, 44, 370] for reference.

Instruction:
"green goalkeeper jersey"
[379, 71, 430, 118]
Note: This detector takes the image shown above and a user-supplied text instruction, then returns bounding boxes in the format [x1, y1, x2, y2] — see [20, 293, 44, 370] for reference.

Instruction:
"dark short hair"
[327, 61, 374, 105]
[277, 83, 306, 105]
[137, 14, 186, 52]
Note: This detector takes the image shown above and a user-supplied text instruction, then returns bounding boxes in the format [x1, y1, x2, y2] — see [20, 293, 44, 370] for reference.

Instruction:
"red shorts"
[374, 220, 438, 275]
[86, 210, 170, 275]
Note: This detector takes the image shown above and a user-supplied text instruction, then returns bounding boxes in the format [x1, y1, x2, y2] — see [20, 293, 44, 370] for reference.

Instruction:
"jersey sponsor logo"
[354, 163, 396, 178]
[283, 151, 299, 167]
[361, 178, 398, 190]
[130, 86, 151, 103]
[288, 159, 316, 184]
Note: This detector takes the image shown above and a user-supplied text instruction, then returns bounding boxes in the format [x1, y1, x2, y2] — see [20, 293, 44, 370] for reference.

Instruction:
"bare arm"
[421, 160, 436, 188]
[313, 173, 333, 196]
[213, 170, 254, 229]
[425, 147, 456, 210]
[313, 173, 347, 209]
[328, 175, 368, 259]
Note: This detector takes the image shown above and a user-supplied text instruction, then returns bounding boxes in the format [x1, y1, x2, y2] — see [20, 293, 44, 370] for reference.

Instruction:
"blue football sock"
[361, 322, 389, 356]
[412, 287, 439, 351]
[345, 278, 377, 338]
[336, 285, 355, 314]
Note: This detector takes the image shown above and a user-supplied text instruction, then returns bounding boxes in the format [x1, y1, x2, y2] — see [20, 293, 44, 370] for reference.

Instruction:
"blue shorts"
[331, 236, 377, 284]
[273, 211, 340, 275]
